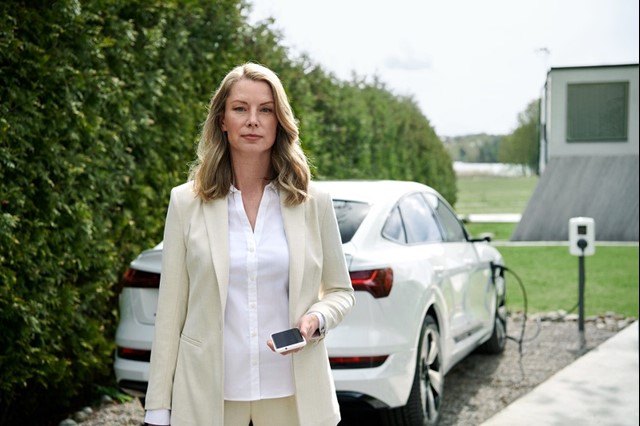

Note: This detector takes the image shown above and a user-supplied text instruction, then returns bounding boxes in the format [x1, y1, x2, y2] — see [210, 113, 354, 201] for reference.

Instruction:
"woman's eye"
[233, 106, 246, 112]
[261, 107, 274, 113]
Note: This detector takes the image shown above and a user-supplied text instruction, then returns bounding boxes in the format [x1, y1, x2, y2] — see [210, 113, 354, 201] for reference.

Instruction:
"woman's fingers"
[296, 314, 319, 340]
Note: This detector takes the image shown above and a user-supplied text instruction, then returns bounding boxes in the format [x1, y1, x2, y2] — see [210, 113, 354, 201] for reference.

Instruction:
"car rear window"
[332, 200, 370, 243]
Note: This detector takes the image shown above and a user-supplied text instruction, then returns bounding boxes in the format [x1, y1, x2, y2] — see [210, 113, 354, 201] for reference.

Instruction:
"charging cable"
[492, 263, 531, 356]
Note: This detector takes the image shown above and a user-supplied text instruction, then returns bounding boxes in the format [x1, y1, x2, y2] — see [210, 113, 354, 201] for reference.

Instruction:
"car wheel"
[478, 292, 507, 354]
[384, 315, 443, 426]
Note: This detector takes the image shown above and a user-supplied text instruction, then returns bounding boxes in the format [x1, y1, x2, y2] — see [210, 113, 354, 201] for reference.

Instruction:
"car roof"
[314, 180, 437, 204]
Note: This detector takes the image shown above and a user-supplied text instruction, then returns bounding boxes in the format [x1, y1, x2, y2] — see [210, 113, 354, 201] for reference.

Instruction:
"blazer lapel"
[202, 197, 230, 316]
[280, 193, 305, 323]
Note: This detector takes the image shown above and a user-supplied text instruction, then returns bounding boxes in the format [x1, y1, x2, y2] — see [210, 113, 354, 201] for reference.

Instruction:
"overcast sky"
[247, 0, 639, 137]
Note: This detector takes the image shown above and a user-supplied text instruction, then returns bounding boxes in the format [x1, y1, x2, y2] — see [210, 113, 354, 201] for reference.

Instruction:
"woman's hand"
[296, 313, 320, 341]
[266, 314, 319, 355]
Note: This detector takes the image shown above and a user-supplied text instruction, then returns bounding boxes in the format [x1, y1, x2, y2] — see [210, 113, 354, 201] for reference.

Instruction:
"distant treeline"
[442, 133, 504, 163]
[443, 100, 540, 174]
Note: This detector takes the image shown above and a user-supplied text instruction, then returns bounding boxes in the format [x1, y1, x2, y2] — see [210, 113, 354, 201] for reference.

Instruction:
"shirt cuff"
[310, 311, 326, 337]
[144, 408, 171, 425]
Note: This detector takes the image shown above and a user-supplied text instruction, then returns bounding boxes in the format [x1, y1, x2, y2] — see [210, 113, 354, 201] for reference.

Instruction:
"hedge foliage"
[0, 1, 454, 423]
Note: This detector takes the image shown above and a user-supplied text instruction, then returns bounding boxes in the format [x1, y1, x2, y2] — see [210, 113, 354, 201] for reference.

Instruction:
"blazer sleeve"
[306, 189, 355, 333]
[145, 185, 190, 410]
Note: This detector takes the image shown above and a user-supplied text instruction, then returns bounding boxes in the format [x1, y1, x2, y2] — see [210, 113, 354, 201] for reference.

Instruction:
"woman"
[144, 63, 355, 426]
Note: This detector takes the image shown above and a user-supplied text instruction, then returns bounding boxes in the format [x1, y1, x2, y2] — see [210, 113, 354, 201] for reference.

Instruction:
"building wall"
[540, 64, 639, 172]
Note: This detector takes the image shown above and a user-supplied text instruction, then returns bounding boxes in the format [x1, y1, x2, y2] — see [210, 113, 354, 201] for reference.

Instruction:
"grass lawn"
[455, 175, 538, 215]
[498, 245, 639, 318]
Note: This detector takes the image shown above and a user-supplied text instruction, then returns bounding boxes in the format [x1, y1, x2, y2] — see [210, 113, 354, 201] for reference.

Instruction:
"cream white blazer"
[145, 181, 355, 426]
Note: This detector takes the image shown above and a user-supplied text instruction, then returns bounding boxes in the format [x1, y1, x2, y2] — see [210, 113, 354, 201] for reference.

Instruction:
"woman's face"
[221, 78, 278, 158]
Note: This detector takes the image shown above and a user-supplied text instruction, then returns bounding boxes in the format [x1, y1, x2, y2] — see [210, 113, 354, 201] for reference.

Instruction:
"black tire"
[384, 315, 443, 426]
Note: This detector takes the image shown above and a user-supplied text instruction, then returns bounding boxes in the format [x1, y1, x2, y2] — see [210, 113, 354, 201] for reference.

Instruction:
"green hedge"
[0, 1, 246, 423]
[0, 1, 454, 423]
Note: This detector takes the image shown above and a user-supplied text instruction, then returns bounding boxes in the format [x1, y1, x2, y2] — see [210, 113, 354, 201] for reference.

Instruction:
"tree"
[499, 99, 540, 174]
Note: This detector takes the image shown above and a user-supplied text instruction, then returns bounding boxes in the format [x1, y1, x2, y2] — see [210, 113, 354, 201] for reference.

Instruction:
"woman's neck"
[231, 153, 273, 193]
[231, 153, 274, 231]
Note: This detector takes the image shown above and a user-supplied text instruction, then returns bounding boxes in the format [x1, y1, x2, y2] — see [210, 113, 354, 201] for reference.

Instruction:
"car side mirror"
[470, 235, 492, 243]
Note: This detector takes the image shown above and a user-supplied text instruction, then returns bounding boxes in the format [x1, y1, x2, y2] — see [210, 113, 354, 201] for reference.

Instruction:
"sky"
[247, 0, 639, 137]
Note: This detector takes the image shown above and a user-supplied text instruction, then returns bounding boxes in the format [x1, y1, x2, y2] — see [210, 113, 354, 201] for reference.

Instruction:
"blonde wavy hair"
[189, 62, 310, 206]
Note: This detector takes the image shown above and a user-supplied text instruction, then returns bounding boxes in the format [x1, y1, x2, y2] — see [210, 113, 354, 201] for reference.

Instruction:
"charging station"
[569, 217, 595, 257]
[568, 217, 595, 352]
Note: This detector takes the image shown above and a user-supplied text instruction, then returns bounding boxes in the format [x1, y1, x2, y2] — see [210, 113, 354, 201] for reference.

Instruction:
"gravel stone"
[76, 398, 144, 426]
[75, 313, 630, 426]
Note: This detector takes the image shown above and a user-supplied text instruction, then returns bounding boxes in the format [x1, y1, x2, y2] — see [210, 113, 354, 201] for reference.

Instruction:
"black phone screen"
[272, 328, 304, 348]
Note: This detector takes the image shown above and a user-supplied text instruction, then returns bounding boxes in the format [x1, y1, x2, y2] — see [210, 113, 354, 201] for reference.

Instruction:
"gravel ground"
[71, 313, 633, 426]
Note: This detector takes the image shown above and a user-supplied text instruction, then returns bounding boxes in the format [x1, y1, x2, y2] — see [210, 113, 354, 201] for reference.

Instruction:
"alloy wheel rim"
[419, 327, 442, 422]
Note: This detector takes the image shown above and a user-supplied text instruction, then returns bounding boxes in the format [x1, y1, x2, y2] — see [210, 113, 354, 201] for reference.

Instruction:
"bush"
[0, 0, 245, 423]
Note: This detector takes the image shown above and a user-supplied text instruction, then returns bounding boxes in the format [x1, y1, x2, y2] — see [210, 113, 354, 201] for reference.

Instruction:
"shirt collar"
[229, 181, 278, 194]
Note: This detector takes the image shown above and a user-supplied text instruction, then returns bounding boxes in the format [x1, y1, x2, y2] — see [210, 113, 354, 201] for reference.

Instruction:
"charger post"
[568, 217, 595, 352]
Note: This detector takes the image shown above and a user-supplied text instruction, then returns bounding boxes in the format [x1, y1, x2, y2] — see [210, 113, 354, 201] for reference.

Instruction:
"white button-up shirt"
[224, 183, 294, 400]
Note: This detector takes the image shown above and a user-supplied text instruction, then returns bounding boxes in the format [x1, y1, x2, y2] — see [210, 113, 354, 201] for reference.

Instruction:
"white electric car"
[114, 180, 507, 426]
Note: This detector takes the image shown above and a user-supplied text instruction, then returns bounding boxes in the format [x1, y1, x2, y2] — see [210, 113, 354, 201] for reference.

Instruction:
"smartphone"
[271, 328, 307, 353]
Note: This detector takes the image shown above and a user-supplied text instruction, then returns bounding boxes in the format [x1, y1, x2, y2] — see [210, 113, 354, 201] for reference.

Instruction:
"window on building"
[566, 82, 628, 142]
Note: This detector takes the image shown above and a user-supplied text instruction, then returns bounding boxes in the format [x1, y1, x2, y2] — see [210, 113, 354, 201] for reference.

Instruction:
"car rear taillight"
[329, 355, 388, 369]
[122, 268, 160, 288]
[349, 268, 393, 298]
[117, 347, 151, 362]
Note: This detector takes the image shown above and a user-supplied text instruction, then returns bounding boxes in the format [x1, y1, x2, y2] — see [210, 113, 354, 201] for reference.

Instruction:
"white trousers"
[224, 396, 299, 426]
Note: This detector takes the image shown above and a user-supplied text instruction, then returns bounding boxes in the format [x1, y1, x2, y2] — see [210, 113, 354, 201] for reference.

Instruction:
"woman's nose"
[247, 109, 259, 127]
